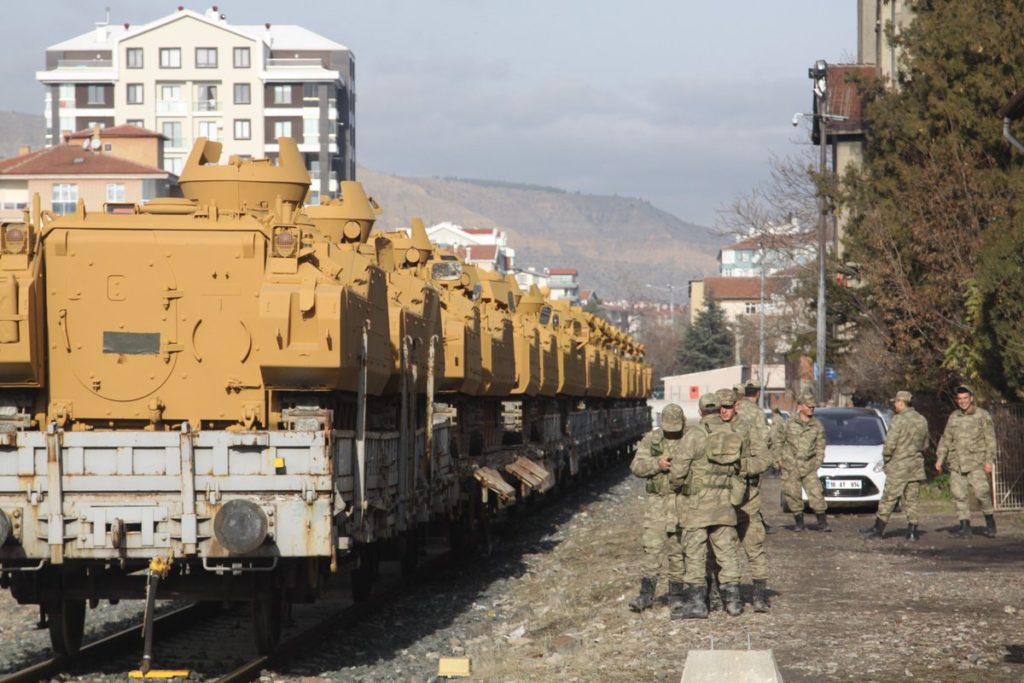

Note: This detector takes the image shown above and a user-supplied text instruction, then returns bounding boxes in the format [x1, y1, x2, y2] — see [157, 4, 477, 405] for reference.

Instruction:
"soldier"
[732, 380, 774, 612]
[669, 388, 746, 619]
[936, 385, 997, 538]
[860, 390, 929, 540]
[628, 403, 686, 612]
[780, 393, 831, 532]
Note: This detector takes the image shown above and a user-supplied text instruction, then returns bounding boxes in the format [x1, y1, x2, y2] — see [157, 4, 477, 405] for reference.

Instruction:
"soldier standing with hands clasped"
[780, 394, 831, 532]
[936, 385, 998, 538]
[861, 390, 929, 540]
[628, 403, 686, 612]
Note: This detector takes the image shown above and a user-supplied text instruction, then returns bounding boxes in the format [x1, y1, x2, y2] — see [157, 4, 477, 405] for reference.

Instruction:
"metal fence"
[991, 404, 1024, 510]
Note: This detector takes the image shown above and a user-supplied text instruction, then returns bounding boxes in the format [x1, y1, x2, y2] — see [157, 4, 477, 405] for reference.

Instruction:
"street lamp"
[645, 283, 676, 329]
[809, 58, 828, 405]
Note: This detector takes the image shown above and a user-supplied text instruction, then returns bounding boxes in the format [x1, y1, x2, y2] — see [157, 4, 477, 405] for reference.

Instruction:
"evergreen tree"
[677, 300, 734, 372]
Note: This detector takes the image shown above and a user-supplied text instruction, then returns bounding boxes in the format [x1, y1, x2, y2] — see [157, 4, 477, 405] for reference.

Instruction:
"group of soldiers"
[628, 381, 998, 620]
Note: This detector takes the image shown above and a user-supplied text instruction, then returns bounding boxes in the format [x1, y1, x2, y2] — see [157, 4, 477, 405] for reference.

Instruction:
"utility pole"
[809, 59, 829, 405]
[758, 240, 766, 409]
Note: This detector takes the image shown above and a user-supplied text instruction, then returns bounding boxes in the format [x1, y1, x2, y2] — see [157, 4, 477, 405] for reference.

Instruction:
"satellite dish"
[90, 138, 101, 151]
[81, 139, 90, 150]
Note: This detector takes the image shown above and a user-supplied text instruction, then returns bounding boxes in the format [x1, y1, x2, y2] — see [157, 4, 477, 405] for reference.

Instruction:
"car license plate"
[825, 479, 861, 490]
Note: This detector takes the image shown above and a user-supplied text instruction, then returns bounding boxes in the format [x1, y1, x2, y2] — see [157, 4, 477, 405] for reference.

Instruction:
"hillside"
[359, 168, 718, 298]
[0, 111, 45, 158]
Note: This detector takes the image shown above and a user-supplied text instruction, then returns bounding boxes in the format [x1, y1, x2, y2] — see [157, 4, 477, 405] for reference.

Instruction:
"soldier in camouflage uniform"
[669, 388, 747, 619]
[780, 394, 831, 532]
[628, 403, 686, 612]
[936, 385, 997, 538]
[861, 390, 929, 540]
[733, 380, 774, 611]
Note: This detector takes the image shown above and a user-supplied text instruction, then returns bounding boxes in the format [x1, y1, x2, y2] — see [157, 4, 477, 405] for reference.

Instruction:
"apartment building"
[36, 6, 355, 202]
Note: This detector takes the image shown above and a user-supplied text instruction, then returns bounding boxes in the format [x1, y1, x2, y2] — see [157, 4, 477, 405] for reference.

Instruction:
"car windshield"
[817, 413, 885, 446]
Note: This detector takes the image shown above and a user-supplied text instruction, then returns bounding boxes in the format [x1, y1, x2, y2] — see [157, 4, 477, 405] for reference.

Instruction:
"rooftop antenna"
[104, 6, 111, 24]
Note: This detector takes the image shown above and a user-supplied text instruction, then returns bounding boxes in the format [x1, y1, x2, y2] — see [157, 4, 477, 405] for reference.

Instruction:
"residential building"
[426, 222, 515, 274]
[0, 139, 176, 221]
[65, 124, 166, 168]
[512, 267, 549, 293]
[719, 226, 814, 277]
[36, 6, 355, 203]
[547, 268, 579, 303]
[687, 276, 788, 325]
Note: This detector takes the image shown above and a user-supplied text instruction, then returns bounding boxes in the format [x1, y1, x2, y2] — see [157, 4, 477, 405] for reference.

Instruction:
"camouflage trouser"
[782, 462, 827, 514]
[876, 479, 921, 524]
[737, 486, 767, 580]
[683, 525, 740, 585]
[639, 499, 685, 581]
[950, 468, 994, 519]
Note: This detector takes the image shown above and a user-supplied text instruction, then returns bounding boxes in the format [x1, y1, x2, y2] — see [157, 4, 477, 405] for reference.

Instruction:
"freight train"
[0, 138, 651, 657]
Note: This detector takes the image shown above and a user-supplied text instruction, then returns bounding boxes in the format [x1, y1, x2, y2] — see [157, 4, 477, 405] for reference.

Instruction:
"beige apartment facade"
[37, 6, 355, 203]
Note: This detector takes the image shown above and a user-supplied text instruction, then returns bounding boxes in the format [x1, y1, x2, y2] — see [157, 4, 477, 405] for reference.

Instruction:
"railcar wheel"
[251, 592, 285, 654]
[46, 598, 86, 655]
[400, 529, 421, 577]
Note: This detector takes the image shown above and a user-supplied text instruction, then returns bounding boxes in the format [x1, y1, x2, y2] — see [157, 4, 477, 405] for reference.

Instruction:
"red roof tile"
[703, 276, 787, 300]
[465, 244, 498, 261]
[67, 124, 166, 140]
[722, 232, 814, 251]
[464, 227, 496, 235]
[548, 268, 578, 276]
[0, 145, 170, 177]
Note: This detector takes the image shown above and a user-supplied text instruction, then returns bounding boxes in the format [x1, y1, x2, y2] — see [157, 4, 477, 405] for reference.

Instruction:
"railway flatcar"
[0, 138, 650, 662]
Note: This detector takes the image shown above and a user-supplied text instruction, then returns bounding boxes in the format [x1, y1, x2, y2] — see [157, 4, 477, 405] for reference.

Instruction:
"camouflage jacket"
[780, 416, 826, 477]
[882, 407, 929, 482]
[936, 405, 996, 472]
[631, 428, 684, 496]
[669, 416, 743, 528]
[734, 400, 772, 480]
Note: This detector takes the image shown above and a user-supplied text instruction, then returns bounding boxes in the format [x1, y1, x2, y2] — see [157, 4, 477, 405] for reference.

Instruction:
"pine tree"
[677, 300, 734, 372]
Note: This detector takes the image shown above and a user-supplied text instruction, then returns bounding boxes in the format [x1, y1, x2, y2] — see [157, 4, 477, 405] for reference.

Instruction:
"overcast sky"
[0, 0, 855, 226]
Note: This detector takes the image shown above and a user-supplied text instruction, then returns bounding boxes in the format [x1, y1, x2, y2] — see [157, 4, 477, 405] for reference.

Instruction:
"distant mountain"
[359, 168, 718, 299]
[0, 111, 45, 159]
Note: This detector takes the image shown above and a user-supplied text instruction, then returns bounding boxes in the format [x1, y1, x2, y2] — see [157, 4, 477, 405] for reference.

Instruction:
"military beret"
[798, 393, 817, 408]
[661, 403, 684, 432]
[698, 393, 719, 413]
[890, 390, 913, 403]
[715, 388, 738, 407]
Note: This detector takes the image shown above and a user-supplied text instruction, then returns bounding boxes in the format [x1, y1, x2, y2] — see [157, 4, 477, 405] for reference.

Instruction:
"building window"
[162, 121, 183, 149]
[159, 48, 181, 68]
[233, 47, 250, 68]
[234, 119, 251, 140]
[52, 183, 78, 215]
[233, 83, 251, 105]
[126, 47, 143, 68]
[195, 47, 217, 69]
[197, 121, 219, 141]
[58, 116, 74, 133]
[126, 83, 144, 105]
[272, 85, 291, 105]
[125, 119, 144, 128]
[273, 120, 292, 138]
[106, 183, 126, 202]
[165, 157, 183, 176]
[87, 85, 106, 105]
[196, 85, 218, 112]
[745, 302, 758, 315]
[303, 118, 319, 144]
[303, 83, 320, 100]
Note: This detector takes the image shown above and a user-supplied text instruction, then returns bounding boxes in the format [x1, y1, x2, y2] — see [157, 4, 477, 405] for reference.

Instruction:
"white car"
[810, 408, 888, 508]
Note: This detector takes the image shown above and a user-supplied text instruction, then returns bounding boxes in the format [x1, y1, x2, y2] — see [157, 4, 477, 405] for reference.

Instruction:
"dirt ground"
[407, 468, 1024, 683]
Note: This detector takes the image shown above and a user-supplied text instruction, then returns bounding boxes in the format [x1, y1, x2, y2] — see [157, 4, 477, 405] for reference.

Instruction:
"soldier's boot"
[679, 583, 708, 619]
[761, 513, 778, 535]
[751, 579, 770, 613]
[984, 514, 997, 538]
[953, 520, 971, 538]
[706, 574, 723, 612]
[860, 518, 885, 539]
[906, 524, 920, 541]
[721, 583, 743, 617]
[628, 577, 656, 612]
[666, 580, 687, 618]
[816, 512, 832, 533]
[793, 513, 805, 532]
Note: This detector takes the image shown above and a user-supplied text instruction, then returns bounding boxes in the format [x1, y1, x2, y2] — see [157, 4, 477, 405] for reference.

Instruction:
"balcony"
[194, 100, 221, 113]
[156, 101, 188, 115]
[267, 58, 324, 68]
[56, 58, 112, 69]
